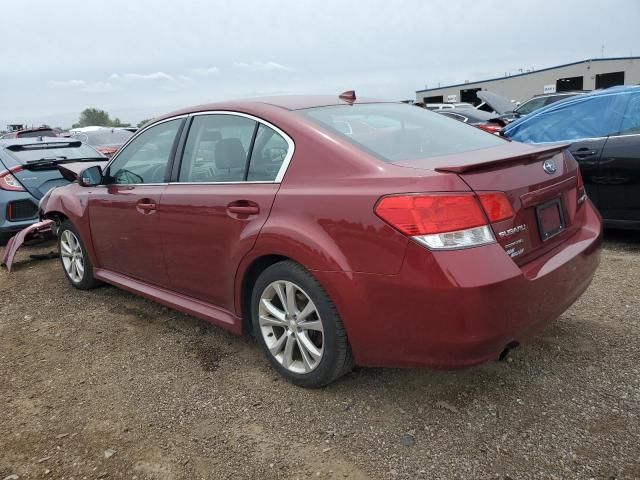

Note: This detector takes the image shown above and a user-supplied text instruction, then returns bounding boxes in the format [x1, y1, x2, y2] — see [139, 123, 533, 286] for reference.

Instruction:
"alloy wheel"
[60, 230, 85, 283]
[258, 280, 324, 374]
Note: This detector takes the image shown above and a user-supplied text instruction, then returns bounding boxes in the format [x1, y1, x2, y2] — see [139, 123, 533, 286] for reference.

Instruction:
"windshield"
[72, 129, 134, 146]
[300, 103, 505, 162]
[9, 143, 102, 163]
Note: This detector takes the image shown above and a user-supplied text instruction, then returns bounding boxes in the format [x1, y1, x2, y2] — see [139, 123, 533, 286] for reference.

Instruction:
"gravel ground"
[1, 231, 639, 480]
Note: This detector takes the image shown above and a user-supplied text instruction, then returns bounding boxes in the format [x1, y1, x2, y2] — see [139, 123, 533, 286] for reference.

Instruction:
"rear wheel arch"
[239, 254, 290, 335]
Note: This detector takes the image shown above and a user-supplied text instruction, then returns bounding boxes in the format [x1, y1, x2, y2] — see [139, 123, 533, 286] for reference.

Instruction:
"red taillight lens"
[0, 167, 25, 192]
[476, 123, 502, 134]
[478, 192, 514, 223]
[375, 194, 487, 235]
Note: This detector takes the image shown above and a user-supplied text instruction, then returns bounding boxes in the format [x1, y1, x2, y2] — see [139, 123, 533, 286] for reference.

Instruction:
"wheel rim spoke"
[285, 282, 297, 315]
[296, 336, 313, 372]
[297, 301, 315, 322]
[282, 334, 295, 368]
[260, 298, 286, 322]
[299, 319, 322, 332]
[60, 230, 84, 282]
[273, 283, 288, 313]
[268, 332, 288, 355]
[296, 331, 322, 360]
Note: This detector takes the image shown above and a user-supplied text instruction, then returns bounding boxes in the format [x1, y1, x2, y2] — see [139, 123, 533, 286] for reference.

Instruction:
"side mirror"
[78, 165, 103, 187]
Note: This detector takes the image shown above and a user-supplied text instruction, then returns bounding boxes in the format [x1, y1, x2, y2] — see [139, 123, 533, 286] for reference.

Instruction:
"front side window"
[301, 103, 504, 162]
[179, 114, 256, 182]
[108, 119, 182, 184]
[507, 95, 616, 143]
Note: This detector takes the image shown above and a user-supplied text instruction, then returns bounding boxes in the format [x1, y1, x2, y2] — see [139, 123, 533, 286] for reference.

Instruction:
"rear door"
[88, 118, 184, 286]
[159, 113, 292, 311]
[597, 91, 640, 224]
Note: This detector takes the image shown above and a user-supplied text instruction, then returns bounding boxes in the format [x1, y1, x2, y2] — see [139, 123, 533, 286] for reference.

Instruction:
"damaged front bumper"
[1, 219, 55, 272]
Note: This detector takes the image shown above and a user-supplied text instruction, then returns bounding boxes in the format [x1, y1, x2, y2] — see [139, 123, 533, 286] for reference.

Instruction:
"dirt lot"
[1, 232, 639, 480]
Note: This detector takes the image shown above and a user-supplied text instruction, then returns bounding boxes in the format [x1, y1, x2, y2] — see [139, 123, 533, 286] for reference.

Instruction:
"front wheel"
[251, 261, 353, 388]
[58, 220, 101, 290]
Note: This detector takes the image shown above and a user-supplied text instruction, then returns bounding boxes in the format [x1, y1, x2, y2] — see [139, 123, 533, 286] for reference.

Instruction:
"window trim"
[171, 110, 295, 185]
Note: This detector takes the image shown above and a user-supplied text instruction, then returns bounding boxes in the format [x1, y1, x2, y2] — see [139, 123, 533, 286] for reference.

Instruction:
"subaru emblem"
[543, 159, 557, 175]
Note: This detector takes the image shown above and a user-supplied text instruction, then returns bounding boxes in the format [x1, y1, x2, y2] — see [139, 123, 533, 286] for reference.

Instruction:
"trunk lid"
[393, 142, 583, 264]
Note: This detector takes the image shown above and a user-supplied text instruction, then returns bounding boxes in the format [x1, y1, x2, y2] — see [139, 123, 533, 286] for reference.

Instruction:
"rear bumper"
[315, 200, 602, 368]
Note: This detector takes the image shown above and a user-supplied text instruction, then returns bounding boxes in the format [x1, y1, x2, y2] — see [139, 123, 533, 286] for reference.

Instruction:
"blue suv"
[0, 137, 104, 241]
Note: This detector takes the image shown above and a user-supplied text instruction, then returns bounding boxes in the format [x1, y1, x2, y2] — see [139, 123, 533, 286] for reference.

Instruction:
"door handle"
[227, 200, 260, 216]
[136, 199, 157, 214]
[571, 148, 598, 159]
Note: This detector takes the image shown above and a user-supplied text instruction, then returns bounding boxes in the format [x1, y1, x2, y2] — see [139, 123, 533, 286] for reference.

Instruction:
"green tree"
[71, 108, 131, 128]
[137, 118, 152, 128]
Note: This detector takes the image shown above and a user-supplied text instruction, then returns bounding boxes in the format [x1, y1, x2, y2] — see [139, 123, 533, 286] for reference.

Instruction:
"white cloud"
[81, 81, 113, 93]
[110, 72, 174, 81]
[48, 79, 86, 88]
[193, 66, 219, 76]
[233, 61, 292, 72]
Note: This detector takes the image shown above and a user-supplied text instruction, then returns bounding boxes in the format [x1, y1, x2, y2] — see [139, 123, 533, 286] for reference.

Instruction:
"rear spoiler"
[434, 143, 570, 174]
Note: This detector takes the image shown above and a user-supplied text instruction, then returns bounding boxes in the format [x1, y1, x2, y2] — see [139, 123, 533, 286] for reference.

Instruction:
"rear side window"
[507, 95, 617, 143]
[618, 93, 640, 135]
[301, 103, 504, 162]
[179, 114, 257, 182]
[247, 124, 290, 181]
[515, 97, 547, 115]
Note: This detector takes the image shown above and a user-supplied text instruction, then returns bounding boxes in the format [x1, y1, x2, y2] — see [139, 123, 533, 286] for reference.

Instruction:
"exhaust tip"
[498, 342, 520, 362]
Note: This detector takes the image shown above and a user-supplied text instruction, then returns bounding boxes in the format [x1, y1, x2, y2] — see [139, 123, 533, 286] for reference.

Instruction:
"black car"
[436, 107, 506, 134]
[503, 86, 640, 229]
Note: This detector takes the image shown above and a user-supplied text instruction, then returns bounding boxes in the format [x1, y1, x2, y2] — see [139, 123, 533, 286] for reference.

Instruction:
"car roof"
[152, 95, 392, 123]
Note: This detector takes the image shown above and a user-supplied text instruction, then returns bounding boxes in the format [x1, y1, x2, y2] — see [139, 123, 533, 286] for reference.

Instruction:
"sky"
[1, 0, 639, 128]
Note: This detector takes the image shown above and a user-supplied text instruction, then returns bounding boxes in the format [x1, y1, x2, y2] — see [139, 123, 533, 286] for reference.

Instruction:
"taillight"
[478, 192, 514, 222]
[375, 192, 513, 250]
[476, 123, 502, 135]
[0, 166, 25, 191]
[576, 169, 587, 204]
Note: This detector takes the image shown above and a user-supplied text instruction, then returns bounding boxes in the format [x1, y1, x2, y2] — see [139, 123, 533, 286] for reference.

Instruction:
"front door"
[159, 113, 292, 311]
[89, 118, 184, 286]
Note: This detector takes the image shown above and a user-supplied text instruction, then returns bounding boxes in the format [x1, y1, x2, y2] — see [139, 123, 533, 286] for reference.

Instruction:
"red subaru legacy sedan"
[37, 94, 601, 387]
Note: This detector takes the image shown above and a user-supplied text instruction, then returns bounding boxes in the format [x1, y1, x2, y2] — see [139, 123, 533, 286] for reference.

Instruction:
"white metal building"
[415, 57, 640, 106]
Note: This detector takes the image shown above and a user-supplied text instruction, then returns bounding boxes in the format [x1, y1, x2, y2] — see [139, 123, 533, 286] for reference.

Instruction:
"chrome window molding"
[98, 110, 295, 187]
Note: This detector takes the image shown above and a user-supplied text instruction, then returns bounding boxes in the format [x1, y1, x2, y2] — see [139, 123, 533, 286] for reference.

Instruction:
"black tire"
[57, 220, 101, 290]
[251, 260, 353, 388]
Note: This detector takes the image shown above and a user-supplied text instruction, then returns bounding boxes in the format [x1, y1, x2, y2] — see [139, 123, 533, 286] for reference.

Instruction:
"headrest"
[215, 138, 246, 169]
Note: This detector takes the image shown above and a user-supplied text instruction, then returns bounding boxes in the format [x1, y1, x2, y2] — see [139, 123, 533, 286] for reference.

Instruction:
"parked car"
[71, 128, 134, 158]
[1, 127, 58, 139]
[513, 91, 588, 117]
[503, 85, 640, 229]
[0, 137, 105, 241]
[436, 107, 506, 134]
[32, 95, 601, 387]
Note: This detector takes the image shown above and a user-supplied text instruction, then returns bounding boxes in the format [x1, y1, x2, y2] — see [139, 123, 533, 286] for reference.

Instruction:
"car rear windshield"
[300, 103, 505, 162]
[18, 129, 57, 138]
[8, 143, 101, 163]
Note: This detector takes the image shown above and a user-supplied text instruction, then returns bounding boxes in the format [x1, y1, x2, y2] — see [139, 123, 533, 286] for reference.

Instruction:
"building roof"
[416, 56, 640, 94]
